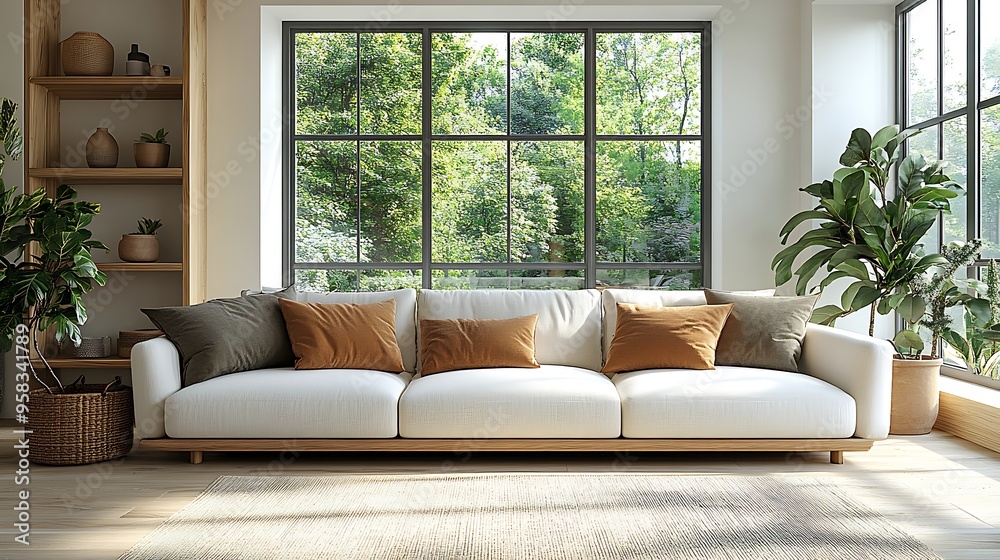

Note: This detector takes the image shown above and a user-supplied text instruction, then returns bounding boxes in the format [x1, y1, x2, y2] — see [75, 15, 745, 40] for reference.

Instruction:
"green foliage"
[135, 217, 163, 235]
[894, 240, 985, 358]
[0, 98, 23, 178]
[138, 128, 168, 143]
[0, 185, 109, 390]
[773, 125, 964, 337]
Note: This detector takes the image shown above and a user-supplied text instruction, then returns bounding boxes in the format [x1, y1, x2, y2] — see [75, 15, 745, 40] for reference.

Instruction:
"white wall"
[1, 0, 24, 417]
[206, 0, 822, 297]
[810, 2, 897, 338]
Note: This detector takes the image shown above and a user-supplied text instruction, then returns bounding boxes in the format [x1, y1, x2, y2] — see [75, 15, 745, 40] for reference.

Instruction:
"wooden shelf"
[28, 167, 182, 184]
[29, 76, 183, 100]
[97, 262, 183, 272]
[30, 357, 130, 369]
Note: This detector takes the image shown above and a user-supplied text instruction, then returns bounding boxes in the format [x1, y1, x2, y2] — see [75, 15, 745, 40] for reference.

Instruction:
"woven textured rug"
[120, 474, 939, 560]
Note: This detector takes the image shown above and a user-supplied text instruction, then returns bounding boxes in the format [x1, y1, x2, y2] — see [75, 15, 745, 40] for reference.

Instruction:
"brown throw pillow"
[420, 315, 540, 375]
[704, 289, 819, 372]
[601, 303, 734, 373]
[278, 298, 405, 372]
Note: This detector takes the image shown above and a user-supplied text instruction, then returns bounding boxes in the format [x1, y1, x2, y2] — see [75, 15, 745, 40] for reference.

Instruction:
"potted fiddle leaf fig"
[0, 97, 23, 406]
[0, 98, 132, 466]
[772, 125, 963, 434]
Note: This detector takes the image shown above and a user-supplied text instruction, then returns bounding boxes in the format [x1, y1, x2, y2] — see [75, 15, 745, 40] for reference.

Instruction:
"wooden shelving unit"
[28, 76, 183, 100]
[30, 357, 132, 370]
[97, 262, 184, 272]
[24, 0, 207, 371]
[28, 167, 183, 184]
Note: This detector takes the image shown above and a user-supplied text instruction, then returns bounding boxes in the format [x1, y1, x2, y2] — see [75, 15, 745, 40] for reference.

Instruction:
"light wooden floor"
[1, 430, 999, 559]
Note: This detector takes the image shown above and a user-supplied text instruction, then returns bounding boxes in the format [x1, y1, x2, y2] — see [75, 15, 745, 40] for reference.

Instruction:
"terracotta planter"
[86, 128, 118, 168]
[133, 143, 170, 168]
[889, 356, 942, 435]
[118, 234, 159, 263]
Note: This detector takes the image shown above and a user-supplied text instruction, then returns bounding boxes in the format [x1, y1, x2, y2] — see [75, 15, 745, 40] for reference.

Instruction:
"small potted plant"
[118, 217, 162, 262]
[893, 240, 990, 433]
[133, 128, 169, 168]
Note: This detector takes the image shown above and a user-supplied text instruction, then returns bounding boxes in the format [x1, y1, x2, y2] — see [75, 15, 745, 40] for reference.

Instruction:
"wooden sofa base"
[139, 438, 874, 465]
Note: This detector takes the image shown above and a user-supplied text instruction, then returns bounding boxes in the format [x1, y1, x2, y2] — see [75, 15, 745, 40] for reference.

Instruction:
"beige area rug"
[120, 474, 940, 560]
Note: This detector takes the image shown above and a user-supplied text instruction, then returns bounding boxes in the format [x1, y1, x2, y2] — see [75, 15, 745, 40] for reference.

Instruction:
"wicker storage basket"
[66, 336, 111, 358]
[118, 329, 163, 358]
[26, 377, 133, 466]
[61, 32, 114, 76]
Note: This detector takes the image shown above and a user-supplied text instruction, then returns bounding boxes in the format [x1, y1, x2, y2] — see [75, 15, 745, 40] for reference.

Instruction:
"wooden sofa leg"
[190, 451, 203, 464]
[830, 451, 844, 465]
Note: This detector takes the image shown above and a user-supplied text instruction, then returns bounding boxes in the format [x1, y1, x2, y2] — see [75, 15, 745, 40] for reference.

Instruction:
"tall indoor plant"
[0, 98, 134, 466]
[772, 125, 963, 434]
[0, 97, 22, 405]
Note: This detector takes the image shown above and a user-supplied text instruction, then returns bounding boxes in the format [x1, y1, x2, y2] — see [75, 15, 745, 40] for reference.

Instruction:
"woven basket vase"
[61, 32, 114, 76]
[26, 379, 133, 466]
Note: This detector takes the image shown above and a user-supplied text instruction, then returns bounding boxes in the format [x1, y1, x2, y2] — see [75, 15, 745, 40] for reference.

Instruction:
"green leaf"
[966, 298, 992, 327]
[834, 259, 872, 281]
[893, 330, 924, 356]
[840, 128, 872, 167]
[895, 294, 926, 324]
[778, 210, 830, 240]
[811, 304, 848, 325]
[841, 282, 880, 312]
[871, 125, 899, 150]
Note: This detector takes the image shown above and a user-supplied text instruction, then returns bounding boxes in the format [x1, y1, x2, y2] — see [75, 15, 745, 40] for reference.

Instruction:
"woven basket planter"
[26, 378, 133, 466]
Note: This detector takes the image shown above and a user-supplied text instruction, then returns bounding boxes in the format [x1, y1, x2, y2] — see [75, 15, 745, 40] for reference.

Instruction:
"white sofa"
[131, 288, 893, 464]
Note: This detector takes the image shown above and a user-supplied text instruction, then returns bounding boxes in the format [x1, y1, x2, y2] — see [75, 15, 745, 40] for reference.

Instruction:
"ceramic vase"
[86, 128, 118, 168]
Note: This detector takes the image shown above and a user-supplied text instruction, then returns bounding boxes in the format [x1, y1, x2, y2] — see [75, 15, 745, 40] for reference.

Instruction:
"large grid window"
[898, 0, 1000, 384]
[283, 23, 710, 291]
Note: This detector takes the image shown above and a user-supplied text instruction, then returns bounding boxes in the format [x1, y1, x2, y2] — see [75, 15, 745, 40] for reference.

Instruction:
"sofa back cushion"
[601, 289, 774, 361]
[296, 288, 417, 373]
[418, 289, 603, 371]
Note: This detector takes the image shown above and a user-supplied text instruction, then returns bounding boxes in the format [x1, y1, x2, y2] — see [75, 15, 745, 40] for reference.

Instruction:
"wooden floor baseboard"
[936, 384, 1000, 454]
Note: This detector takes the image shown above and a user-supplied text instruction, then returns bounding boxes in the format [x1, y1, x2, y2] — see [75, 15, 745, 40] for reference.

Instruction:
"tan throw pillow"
[601, 303, 735, 373]
[278, 298, 405, 372]
[420, 315, 540, 375]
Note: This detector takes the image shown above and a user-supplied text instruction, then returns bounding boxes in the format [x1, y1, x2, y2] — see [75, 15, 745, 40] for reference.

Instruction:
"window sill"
[935, 376, 1000, 454]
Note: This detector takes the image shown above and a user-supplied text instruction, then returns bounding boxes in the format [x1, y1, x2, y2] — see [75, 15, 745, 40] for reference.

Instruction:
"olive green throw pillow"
[703, 289, 819, 373]
[142, 291, 295, 387]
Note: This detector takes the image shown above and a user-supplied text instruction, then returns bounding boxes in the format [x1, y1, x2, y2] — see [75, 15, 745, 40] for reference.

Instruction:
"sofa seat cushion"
[614, 367, 856, 438]
[164, 368, 411, 438]
[399, 365, 621, 438]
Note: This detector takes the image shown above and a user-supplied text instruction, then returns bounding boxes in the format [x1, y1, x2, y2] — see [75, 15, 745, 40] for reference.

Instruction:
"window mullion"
[421, 29, 433, 289]
[584, 29, 597, 289]
[506, 31, 512, 267]
[966, 0, 980, 275]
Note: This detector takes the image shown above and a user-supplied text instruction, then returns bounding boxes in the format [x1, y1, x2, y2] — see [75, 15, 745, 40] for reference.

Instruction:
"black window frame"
[897, 0, 1000, 388]
[282, 21, 713, 290]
